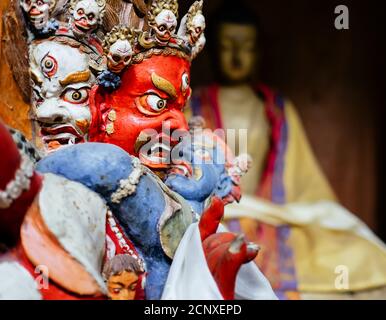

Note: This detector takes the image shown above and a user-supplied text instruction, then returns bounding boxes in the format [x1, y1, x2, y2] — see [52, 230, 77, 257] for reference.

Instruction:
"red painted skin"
[89, 54, 190, 170]
[203, 236, 257, 300]
[88, 53, 260, 300]
[199, 196, 225, 242]
[0, 122, 42, 247]
[199, 196, 259, 300]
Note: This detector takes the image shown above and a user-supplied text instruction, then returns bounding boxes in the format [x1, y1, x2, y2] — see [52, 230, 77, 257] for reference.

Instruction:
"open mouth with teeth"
[167, 161, 193, 178]
[29, 13, 45, 20]
[135, 131, 185, 171]
[40, 124, 84, 153]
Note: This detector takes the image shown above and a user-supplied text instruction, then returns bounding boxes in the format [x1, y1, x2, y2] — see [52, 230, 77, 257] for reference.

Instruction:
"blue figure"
[165, 131, 234, 215]
[37, 143, 194, 299]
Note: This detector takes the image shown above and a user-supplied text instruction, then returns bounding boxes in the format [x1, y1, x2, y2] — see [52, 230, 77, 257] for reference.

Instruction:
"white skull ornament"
[71, 0, 105, 37]
[107, 39, 134, 73]
[20, 0, 54, 29]
[152, 9, 177, 44]
[188, 13, 206, 45]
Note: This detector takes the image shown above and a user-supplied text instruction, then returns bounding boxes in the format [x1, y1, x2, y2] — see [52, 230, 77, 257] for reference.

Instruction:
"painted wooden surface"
[0, 0, 32, 139]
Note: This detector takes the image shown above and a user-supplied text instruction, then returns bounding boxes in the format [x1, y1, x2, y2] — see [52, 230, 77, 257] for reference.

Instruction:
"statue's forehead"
[155, 9, 177, 24]
[110, 39, 132, 53]
[219, 23, 257, 41]
[24, 0, 51, 4]
[77, 0, 98, 9]
[121, 55, 190, 93]
[31, 41, 89, 71]
[192, 14, 205, 26]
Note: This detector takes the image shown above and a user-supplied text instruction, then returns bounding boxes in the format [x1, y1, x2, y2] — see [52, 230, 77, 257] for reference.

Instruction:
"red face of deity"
[89, 54, 191, 170]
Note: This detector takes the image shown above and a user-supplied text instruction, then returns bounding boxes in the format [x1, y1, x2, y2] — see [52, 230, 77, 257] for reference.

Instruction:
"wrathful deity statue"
[0, 0, 279, 300]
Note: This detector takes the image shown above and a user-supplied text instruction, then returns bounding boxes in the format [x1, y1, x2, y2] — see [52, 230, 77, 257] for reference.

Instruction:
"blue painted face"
[165, 134, 233, 215]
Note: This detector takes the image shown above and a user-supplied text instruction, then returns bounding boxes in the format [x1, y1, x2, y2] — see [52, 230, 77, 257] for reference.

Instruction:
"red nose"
[162, 108, 188, 132]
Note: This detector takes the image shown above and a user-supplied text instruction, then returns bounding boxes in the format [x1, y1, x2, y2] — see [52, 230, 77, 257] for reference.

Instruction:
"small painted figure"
[103, 254, 145, 300]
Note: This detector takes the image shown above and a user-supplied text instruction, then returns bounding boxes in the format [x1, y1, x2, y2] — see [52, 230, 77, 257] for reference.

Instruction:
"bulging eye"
[147, 94, 167, 112]
[195, 27, 202, 34]
[62, 88, 89, 104]
[87, 13, 95, 20]
[158, 25, 166, 32]
[181, 73, 189, 92]
[41, 55, 57, 78]
[137, 93, 168, 115]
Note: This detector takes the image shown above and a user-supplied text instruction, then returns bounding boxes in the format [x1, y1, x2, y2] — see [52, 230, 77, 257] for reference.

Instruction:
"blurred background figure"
[186, 0, 386, 299]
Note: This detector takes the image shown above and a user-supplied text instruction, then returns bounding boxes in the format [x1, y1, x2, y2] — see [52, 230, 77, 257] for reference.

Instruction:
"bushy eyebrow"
[59, 70, 91, 86]
[151, 72, 177, 99]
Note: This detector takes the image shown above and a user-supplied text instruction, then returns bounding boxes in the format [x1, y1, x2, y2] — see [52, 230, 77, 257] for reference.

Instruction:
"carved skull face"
[72, 0, 102, 36]
[153, 9, 177, 43]
[107, 39, 134, 74]
[188, 13, 205, 45]
[20, 0, 53, 29]
[29, 40, 96, 153]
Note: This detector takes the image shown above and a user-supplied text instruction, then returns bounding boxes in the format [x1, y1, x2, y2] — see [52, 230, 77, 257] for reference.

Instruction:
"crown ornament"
[100, 1, 207, 89]
[19, 0, 206, 59]
[19, 0, 206, 91]
[69, 0, 107, 39]
[11, 0, 207, 152]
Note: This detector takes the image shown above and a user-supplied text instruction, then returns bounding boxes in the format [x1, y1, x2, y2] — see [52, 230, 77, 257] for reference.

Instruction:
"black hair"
[213, 1, 260, 27]
[207, 0, 261, 48]
[103, 254, 144, 279]
[206, 0, 261, 83]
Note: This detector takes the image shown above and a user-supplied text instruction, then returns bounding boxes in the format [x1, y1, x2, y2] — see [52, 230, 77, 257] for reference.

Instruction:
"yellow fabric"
[223, 100, 386, 293]
[225, 196, 386, 292]
[284, 102, 336, 203]
[290, 226, 386, 292]
[282, 102, 386, 291]
[217, 85, 271, 195]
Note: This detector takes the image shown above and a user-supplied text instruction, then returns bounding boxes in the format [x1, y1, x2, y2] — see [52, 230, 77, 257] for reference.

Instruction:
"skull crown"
[103, 26, 135, 74]
[99, 0, 207, 74]
[186, 0, 206, 45]
[69, 0, 106, 38]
